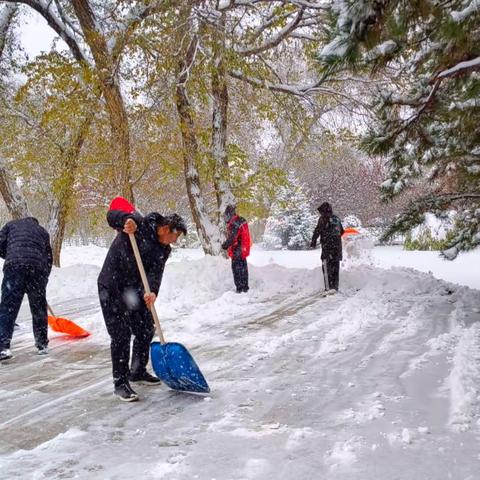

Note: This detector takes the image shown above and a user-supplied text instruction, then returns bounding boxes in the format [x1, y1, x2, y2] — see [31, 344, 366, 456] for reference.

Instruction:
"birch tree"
[0, 4, 29, 219]
[1, 0, 171, 201]
[168, 1, 331, 253]
[0, 52, 97, 265]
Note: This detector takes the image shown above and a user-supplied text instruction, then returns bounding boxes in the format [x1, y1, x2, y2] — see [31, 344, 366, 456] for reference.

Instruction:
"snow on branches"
[321, 0, 480, 257]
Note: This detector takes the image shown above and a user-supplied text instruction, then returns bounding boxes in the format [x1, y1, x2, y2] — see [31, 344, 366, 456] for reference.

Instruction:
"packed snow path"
[1, 257, 480, 479]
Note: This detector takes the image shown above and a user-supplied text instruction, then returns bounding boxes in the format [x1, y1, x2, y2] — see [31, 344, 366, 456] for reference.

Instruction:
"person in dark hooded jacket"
[98, 208, 187, 402]
[311, 202, 344, 292]
[221, 205, 251, 293]
[0, 217, 52, 361]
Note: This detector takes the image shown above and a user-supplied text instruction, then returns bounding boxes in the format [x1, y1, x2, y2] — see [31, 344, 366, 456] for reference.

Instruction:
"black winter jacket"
[0, 217, 52, 275]
[311, 214, 344, 261]
[97, 210, 171, 296]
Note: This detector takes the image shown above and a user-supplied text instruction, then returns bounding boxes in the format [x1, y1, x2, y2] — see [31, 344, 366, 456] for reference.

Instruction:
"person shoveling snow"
[97, 198, 187, 402]
[0, 217, 52, 361]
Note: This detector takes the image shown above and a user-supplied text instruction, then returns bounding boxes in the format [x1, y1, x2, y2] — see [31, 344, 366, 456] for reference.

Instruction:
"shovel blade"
[150, 341, 210, 393]
[48, 316, 90, 337]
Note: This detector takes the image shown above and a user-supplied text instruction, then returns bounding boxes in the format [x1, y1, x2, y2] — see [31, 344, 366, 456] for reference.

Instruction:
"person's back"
[311, 202, 344, 292]
[315, 213, 344, 261]
[0, 217, 52, 272]
[0, 217, 52, 361]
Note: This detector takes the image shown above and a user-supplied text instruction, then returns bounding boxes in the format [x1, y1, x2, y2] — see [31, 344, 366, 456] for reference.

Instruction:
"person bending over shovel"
[98, 201, 187, 402]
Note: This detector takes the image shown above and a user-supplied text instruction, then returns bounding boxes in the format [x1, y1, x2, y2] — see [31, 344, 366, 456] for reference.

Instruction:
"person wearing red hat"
[98, 200, 187, 402]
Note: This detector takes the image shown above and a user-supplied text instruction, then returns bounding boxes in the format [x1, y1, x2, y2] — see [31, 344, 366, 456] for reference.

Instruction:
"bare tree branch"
[218, 0, 327, 11]
[229, 69, 371, 110]
[110, 0, 175, 64]
[2, 0, 88, 62]
[238, 7, 305, 56]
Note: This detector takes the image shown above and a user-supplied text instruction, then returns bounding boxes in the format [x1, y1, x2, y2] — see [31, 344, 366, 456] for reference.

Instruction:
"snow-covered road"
[1, 248, 480, 479]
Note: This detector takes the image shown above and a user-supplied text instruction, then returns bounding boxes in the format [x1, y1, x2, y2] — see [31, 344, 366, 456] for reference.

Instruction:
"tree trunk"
[175, 36, 222, 256]
[47, 113, 93, 266]
[0, 4, 17, 58]
[47, 198, 67, 268]
[211, 14, 235, 226]
[71, 0, 133, 202]
[0, 6, 28, 219]
[0, 158, 30, 219]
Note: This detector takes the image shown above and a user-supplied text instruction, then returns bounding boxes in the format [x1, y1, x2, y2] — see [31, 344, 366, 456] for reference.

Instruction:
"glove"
[221, 241, 228, 250]
[310, 242, 316, 249]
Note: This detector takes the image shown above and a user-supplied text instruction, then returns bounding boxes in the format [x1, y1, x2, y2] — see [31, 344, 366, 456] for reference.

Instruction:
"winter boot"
[129, 371, 162, 386]
[37, 346, 49, 355]
[114, 383, 139, 402]
[0, 349, 13, 361]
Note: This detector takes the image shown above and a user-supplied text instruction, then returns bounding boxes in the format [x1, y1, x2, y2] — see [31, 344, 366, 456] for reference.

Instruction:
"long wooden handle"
[47, 303, 55, 317]
[128, 233, 166, 344]
[322, 259, 330, 291]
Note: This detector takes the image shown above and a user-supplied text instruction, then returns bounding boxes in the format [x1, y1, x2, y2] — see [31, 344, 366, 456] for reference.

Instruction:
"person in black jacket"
[0, 217, 53, 361]
[311, 202, 344, 292]
[98, 208, 187, 402]
[221, 205, 250, 293]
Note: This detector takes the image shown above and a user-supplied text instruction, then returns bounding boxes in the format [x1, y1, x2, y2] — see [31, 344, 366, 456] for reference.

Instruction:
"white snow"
[320, 35, 350, 60]
[451, 0, 480, 22]
[1, 244, 480, 479]
[438, 56, 480, 79]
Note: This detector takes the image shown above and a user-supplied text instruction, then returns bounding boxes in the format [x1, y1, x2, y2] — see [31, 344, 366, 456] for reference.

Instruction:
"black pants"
[98, 284, 155, 387]
[322, 259, 340, 291]
[232, 257, 249, 292]
[0, 265, 48, 350]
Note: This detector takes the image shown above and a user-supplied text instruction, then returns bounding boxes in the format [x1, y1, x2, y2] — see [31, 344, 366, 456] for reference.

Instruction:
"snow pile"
[448, 322, 480, 431]
[324, 436, 364, 471]
[48, 264, 100, 301]
[2, 245, 480, 479]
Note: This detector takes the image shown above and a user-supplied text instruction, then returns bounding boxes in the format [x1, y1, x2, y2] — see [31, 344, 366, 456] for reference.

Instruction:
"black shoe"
[0, 349, 13, 361]
[114, 383, 139, 402]
[129, 371, 162, 386]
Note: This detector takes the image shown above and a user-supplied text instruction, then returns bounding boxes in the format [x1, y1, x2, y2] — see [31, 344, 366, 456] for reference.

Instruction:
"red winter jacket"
[223, 215, 251, 260]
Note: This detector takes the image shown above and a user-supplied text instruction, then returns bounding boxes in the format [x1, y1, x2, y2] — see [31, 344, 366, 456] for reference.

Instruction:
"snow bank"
[3, 244, 480, 478]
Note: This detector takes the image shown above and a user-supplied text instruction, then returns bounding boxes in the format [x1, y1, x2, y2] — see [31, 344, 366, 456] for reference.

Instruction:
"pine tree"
[320, 0, 480, 259]
[263, 172, 316, 250]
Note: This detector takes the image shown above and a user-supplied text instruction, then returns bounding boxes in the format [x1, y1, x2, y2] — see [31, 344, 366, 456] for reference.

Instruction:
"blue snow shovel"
[129, 233, 210, 393]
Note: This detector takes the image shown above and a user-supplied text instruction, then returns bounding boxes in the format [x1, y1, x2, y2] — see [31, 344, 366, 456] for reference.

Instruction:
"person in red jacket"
[221, 205, 251, 293]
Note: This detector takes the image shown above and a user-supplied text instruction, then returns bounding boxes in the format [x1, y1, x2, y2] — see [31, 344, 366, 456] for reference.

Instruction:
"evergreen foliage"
[263, 172, 316, 250]
[320, 0, 480, 258]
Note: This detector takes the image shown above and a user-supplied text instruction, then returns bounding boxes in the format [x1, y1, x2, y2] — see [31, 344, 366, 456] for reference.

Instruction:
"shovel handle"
[47, 303, 55, 317]
[322, 259, 330, 291]
[128, 233, 166, 344]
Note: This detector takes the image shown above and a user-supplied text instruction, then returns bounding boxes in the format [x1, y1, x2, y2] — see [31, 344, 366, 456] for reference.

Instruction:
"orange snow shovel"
[342, 227, 360, 237]
[47, 304, 90, 337]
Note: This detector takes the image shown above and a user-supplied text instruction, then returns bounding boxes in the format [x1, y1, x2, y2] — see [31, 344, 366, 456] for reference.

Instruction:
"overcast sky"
[18, 8, 65, 59]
